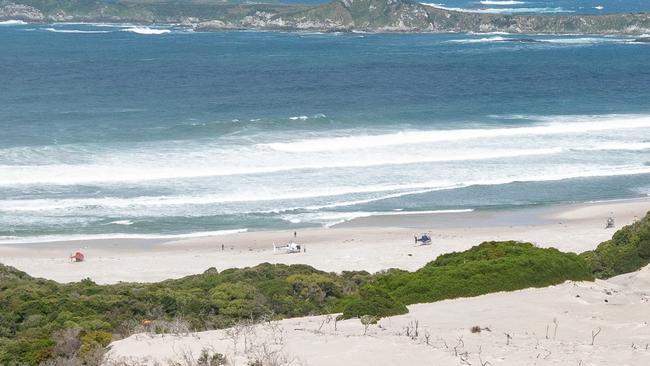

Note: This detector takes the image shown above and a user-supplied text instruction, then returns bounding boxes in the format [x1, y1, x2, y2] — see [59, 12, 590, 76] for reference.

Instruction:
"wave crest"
[122, 27, 171, 35]
[0, 20, 27, 25]
[262, 115, 650, 153]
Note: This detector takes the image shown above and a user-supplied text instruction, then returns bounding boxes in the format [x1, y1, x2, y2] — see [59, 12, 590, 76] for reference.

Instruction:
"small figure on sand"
[605, 216, 615, 229]
[221, 244, 225, 251]
[294, 231, 297, 238]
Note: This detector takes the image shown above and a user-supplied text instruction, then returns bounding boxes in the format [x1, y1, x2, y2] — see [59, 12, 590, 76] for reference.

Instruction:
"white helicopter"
[273, 241, 302, 254]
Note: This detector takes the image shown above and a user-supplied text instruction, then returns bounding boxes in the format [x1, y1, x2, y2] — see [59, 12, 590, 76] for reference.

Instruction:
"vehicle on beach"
[414, 233, 432, 245]
[606, 216, 615, 229]
[273, 242, 302, 254]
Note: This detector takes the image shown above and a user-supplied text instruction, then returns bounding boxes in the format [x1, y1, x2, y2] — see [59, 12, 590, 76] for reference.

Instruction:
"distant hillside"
[1, 0, 650, 34]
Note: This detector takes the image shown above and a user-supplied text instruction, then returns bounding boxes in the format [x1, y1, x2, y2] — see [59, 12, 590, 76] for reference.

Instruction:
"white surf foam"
[421, 3, 571, 13]
[262, 115, 650, 153]
[448, 36, 509, 44]
[289, 114, 326, 121]
[480, 0, 525, 4]
[0, 229, 248, 245]
[2, 166, 650, 216]
[122, 27, 171, 35]
[108, 220, 134, 225]
[289, 116, 309, 121]
[299, 166, 650, 211]
[0, 20, 27, 25]
[542, 37, 628, 44]
[571, 142, 650, 152]
[44, 27, 111, 34]
[282, 209, 474, 227]
[449, 36, 630, 45]
[0, 147, 562, 186]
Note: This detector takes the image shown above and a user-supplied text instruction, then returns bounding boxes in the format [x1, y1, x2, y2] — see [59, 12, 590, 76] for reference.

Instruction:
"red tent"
[70, 252, 85, 262]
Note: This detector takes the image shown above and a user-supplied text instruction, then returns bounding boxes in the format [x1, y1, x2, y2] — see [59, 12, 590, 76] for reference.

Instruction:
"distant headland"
[1, 0, 650, 34]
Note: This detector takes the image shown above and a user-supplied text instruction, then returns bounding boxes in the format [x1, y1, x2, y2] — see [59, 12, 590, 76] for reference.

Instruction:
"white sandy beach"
[0, 197, 648, 284]
[106, 264, 650, 366]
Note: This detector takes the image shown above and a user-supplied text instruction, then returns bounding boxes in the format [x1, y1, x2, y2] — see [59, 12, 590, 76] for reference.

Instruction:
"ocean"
[1, 22, 649, 242]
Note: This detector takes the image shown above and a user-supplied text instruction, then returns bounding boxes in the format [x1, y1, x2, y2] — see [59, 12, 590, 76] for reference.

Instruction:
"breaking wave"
[3, 166, 650, 214]
[108, 220, 134, 226]
[0, 229, 248, 245]
[448, 36, 632, 45]
[0, 148, 562, 186]
[421, 3, 572, 13]
[282, 209, 474, 227]
[262, 115, 650, 153]
[122, 27, 171, 35]
[480, 0, 525, 4]
[44, 27, 111, 34]
[0, 20, 27, 25]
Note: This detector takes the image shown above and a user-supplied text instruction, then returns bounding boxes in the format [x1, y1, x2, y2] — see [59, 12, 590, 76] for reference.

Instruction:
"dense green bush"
[341, 285, 408, 319]
[581, 212, 650, 278]
[0, 263, 360, 365]
[373, 241, 594, 304]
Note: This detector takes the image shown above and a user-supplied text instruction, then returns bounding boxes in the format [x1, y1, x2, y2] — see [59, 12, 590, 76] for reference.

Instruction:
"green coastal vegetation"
[1, 211, 648, 365]
[581, 211, 650, 279]
[1, 0, 650, 34]
[2, 240, 594, 365]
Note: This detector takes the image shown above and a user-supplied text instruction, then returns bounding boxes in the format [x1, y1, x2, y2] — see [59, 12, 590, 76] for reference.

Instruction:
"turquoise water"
[1, 23, 649, 242]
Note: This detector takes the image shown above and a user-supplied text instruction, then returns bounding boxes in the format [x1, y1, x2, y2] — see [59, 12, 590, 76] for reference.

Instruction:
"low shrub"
[340, 285, 408, 319]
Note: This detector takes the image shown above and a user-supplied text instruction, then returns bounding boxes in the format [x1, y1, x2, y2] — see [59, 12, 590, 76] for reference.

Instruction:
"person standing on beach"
[294, 231, 297, 238]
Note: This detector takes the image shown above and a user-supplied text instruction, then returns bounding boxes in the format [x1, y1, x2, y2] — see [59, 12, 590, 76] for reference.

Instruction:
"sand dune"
[106, 265, 650, 365]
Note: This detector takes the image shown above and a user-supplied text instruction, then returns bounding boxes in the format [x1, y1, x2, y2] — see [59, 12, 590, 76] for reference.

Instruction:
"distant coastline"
[2, 0, 650, 35]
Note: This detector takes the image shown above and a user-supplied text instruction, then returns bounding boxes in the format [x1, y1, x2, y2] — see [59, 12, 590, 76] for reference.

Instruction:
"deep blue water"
[1, 23, 649, 242]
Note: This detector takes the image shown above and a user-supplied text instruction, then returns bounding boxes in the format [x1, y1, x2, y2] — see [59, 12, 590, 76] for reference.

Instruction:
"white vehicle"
[273, 242, 302, 254]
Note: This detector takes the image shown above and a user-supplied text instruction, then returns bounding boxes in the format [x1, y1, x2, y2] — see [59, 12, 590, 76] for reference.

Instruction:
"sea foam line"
[122, 27, 171, 35]
[262, 115, 650, 153]
[282, 209, 474, 227]
[3, 165, 650, 213]
[44, 27, 111, 34]
[0, 229, 248, 245]
[0, 148, 561, 186]
[0, 20, 27, 25]
[421, 3, 572, 13]
[480, 0, 525, 5]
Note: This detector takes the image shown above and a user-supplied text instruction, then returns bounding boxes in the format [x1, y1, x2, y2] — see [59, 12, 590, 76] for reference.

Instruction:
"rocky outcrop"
[0, 2, 44, 21]
[2, 0, 650, 35]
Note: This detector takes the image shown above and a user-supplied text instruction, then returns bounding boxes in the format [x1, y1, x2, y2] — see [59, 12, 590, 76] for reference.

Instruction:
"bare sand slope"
[1, 198, 648, 284]
[105, 265, 650, 366]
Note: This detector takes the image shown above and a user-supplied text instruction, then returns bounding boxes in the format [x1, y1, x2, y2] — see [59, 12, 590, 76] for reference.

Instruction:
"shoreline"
[1, 197, 648, 284]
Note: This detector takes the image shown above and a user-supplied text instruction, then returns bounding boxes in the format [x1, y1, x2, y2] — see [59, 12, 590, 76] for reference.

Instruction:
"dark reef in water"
[1, 0, 650, 34]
